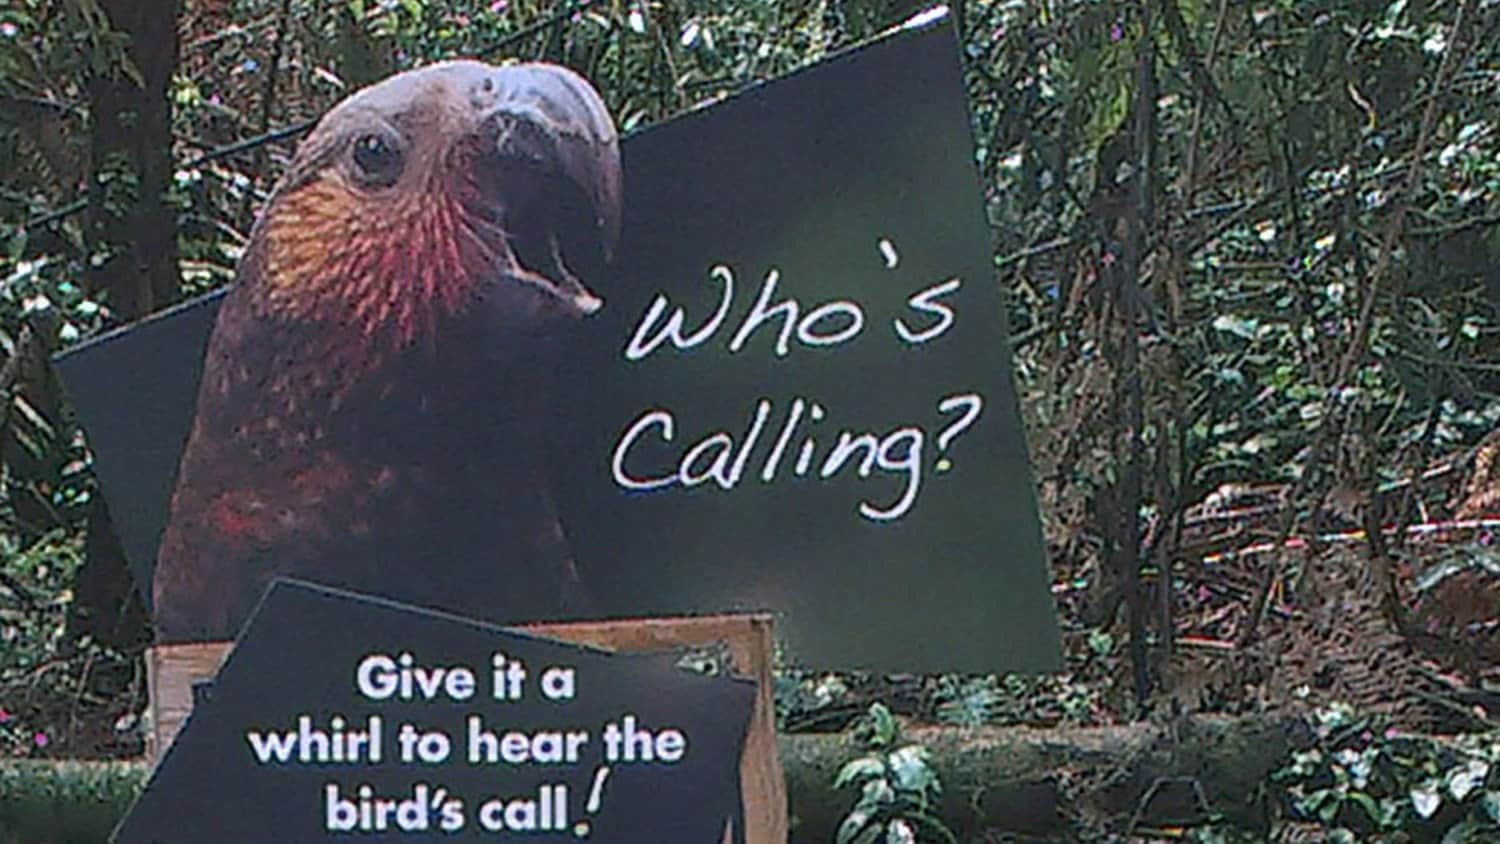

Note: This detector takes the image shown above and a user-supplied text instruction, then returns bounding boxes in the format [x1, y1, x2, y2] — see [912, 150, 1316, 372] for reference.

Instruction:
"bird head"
[246, 60, 622, 346]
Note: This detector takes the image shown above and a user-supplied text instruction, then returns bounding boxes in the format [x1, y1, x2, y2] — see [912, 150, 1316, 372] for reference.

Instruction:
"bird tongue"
[499, 261, 604, 320]
[557, 279, 603, 317]
[537, 259, 603, 317]
[573, 291, 604, 315]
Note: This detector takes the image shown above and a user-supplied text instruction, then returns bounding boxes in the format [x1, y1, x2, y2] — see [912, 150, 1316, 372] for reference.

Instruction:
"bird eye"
[351, 133, 403, 186]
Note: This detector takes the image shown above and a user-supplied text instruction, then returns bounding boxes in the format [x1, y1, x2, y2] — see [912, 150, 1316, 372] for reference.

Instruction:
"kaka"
[151, 61, 622, 643]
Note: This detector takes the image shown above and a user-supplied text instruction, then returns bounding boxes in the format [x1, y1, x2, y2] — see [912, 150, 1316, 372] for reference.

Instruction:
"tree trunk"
[85, 0, 183, 321]
[74, 0, 183, 654]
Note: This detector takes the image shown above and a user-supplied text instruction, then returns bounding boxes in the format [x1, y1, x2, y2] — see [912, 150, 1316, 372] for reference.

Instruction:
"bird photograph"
[148, 60, 622, 643]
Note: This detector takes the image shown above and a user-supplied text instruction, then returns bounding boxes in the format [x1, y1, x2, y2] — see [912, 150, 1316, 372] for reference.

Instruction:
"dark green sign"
[58, 11, 1060, 673]
[114, 581, 753, 843]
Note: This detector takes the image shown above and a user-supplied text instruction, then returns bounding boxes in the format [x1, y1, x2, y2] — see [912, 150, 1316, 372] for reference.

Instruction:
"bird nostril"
[470, 76, 498, 110]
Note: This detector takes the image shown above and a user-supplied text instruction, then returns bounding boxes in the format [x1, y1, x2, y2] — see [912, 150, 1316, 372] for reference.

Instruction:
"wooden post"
[145, 614, 787, 842]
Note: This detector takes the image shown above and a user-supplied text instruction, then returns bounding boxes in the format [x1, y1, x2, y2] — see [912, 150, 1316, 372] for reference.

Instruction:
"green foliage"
[343, 0, 849, 136]
[2, 0, 132, 337]
[931, 671, 1105, 728]
[773, 668, 851, 730]
[0, 0, 135, 103]
[0, 7, 1496, 838]
[1183, 825, 1270, 844]
[0, 531, 141, 760]
[0, 760, 143, 844]
[1272, 703, 1500, 841]
[931, 674, 998, 728]
[975, 0, 1500, 510]
[834, 703, 954, 844]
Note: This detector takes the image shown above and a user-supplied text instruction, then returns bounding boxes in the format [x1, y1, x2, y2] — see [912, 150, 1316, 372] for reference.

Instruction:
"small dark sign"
[113, 580, 754, 843]
[56, 10, 1061, 672]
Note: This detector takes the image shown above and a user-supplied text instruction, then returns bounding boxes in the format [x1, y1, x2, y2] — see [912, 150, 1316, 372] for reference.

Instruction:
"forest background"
[1, 0, 1498, 840]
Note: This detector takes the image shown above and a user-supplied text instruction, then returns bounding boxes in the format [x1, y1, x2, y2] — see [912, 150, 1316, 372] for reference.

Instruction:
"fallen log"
[0, 716, 1303, 842]
[785, 714, 1301, 839]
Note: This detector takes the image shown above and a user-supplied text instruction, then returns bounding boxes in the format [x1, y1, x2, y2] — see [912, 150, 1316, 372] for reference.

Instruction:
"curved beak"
[473, 63, 622, 320]
[492, 63, 623, 260]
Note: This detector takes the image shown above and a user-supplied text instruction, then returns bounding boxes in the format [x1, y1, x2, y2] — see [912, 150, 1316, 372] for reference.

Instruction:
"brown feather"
[151, 60, 620, 642]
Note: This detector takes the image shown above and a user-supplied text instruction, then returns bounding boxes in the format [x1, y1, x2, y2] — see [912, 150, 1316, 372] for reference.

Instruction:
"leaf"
[836, 808, 874, 844]
[905, 810, 959, 844]
[867, 703, 898, 748]
[1317, 793, 1341, 824]
[3, 255, 48, 289]
[1348, 791, 1383, 825]
[1446, 759, 1489, 801]
[835, 757, 886, 790]
[1382, 0, 1408, 30]
[5, 227, 25, 262]
[860, 776, 895, 808]
[1441, 819, 1480, 844]
[888, 745, 936, 795]
[884, 819, 915, 844]
[1087, 628, 1114, 655]
[1480, 791, 1500, 822]
[1087, 79, 1129, 150]
[1410, 782, 1442, 818]
[1212, 313, 1260, 339]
